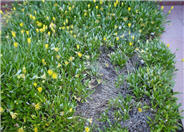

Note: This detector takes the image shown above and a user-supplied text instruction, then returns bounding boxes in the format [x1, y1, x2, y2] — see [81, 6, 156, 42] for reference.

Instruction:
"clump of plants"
[1, 0, 182, 132]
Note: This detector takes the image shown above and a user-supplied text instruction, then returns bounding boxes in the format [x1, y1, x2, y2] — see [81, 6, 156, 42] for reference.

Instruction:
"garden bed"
[1, 1, 183, 131]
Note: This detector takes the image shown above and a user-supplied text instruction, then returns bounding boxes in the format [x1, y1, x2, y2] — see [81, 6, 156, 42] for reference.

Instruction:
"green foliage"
[0, 0, 180, 131]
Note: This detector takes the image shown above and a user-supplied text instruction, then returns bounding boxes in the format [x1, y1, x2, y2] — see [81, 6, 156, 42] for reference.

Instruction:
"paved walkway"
[161, 5, 184, 125]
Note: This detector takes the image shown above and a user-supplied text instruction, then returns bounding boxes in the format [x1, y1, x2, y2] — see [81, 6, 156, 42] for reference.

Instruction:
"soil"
[75, 47, 155, 131]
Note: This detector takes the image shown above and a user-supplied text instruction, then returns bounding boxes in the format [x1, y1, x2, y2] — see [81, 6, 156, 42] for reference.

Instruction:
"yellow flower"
[21, 30, 25, 34]
[11, 31, 16, 38]
[36, 21, 42, 27]
[132, 36, 135, 40]
[103, 37, 106, 41]
[166, 43, 170, 47]
[77, 44, 80, 49]
[69, 7, 72, 11]
[69, 108, 73, 112]
[75, 74, 79, 78]
[77, 52, 82, 58]
[182, 58, 184, 62]
[96, 6, 98, 9]
[57, 63, 61, 68]
[54, 47, 59, 52]
[129, 42, 133, 46]
[13, 7, 16, 11]
[42, 0, 45, 2]
[42, 59, 46, 65]
[114, 25, 118, 29]
[116, 37, 119, 41]
[128, 23, 131, 27]
[100, 0, 103, 4]
[69, 56, 74, 61]
[45, 44, 49, 49]
[85, 127, 90, 132]
[34, 127, 38, 132]
[10, 112, 18, 119]
[18, 128, 24, 132]
[161, 6, 164, 10]
[27, 38, 31, 44]
[35, 103, 41, 110]
[88, 4, 90, 8]
[53, 17, 56, 21]
[52, 72, 57, 79]
[36, 28, 39, 33]
[0, 107, 4, 113]
[20, 22, 24, 27]
[171, 6, 174, 10]
[138, 107, 142, 112]
[93, 0, 96, 3]
[128, 7, 131, 11]
[14, 42, 18, 48]
[33, 82, 37, 87]
[23, 66, 26, 73]
[48, 31, 51, 36]
[65, 61, 69, 65]
[37, 87, 42, 93]
[56, 55, 60, 59]
[26, 31, 29, 35]
[0, 10, 3, 15]
[48, 69, 53, 76]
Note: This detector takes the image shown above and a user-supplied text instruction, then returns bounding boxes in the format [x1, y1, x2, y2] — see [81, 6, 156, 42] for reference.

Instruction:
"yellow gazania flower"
[0, 107, 4, 113]
[26, 31, 29, 35]
[166, 44, 170, 47]
[20, 22, 24, 27]
[161, 6, 164, 10]
[0, 10, 3, 15]
[42, 59, 46, 65]
[34, 127, 38, 132]
[138, 107, 142, 112]
[128, 7, 131, 11]
[75, 74, 79, 78]
[52, 72, 57, 79]
[85, 127, 90, 132]
[69, 7, 72, 11]
[27, 38, 31, 44]
[56, 55, 60, 59]
[45, 44, 49, 49]
[48, 69, 53, 76]
[129, 42, 133, 46]
[33, 82, 37, 87]
[77, 52, 82, 58]
[21, 30, 25, 34]
[36, 21, 42, 27]
[69, 108, 73, 112]
[18, 128, 24, 132]
[54, 47, 59, 52]
[23, 66, 26, 73]
[57, 63, 61, 68]
[88, 4, 90, 8]
[171, 6, 174, 10]
[36, 28, 39, 33]
[13, 7, 16, 11]
[69, 56, 74, 61]
[37, 87, 42, 93]
[96, 6, 98, 9]
[10, 112, 18, 119]
[35, 103, 41, 110]
[65, 61, 69, 65]
[103, 37, 106, 41]
[48, 32, 51, 36]
[128, 23, 131, 27]
[14, 42, 18, 48]
[114, 2, 117, 7]
[116, 37, 119, 41]
[11, 31, 16, 38]
[32, 16, 36, 20]
[76, 45, 80, 49]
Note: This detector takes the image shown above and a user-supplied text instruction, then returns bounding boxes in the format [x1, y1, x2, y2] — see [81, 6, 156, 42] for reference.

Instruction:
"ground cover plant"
[1, 0, 183, 131]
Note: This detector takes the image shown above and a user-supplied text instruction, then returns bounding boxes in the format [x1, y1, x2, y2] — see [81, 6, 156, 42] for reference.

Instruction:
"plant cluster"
[1, 0, 181, 131]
